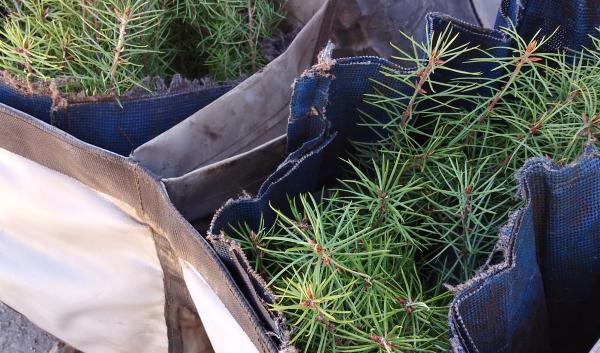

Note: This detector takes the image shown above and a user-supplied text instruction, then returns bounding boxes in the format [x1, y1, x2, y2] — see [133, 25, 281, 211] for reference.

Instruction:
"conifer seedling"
[228, 25, 600, 352]
[0, 0, 283, 96]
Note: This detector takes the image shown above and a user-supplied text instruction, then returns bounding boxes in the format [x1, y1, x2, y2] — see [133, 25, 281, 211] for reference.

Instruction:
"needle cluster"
[227, 26, 600, 352]
[0, 0, 283, 96]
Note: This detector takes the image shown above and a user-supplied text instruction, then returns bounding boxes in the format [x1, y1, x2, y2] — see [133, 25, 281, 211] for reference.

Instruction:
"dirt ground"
[0, 303, 56, 353]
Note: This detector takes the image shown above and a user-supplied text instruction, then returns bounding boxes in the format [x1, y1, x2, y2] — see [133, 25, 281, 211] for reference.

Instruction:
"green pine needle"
[0, 0, 283, 96]
[227, 25, 600, 352]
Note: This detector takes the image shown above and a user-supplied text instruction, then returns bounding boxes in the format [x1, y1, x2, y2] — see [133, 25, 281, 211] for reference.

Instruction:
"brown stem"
[479, 39, 542, 123]
[15, 43, 33, 93]
[581, 112, 600, 142]
[399, 49, 440, 128]
[58, 30, 72, 70]
[377, 188, 387, 216]
[369, 334, 399, 352]
[80, 0, 87, 23]
[529, 87, 580, 135]
[110, 7, 131, 89]
[246, 0, 257, 72]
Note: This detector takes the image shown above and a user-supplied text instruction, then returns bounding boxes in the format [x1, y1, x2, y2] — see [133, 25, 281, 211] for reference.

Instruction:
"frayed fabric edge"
[0, 70, 234, 111]
[448, 147, 600, 352]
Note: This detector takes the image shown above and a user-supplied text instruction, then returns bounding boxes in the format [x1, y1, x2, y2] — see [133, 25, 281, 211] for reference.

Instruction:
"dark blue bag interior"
[0, 81, 232, 156]
[450, 151, 600, 353]
[209, 0, 600, 352]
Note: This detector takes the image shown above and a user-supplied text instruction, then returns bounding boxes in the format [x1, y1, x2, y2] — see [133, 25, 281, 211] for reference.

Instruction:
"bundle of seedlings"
[226, 25, 600, 352]
[0, 0, 283, 97]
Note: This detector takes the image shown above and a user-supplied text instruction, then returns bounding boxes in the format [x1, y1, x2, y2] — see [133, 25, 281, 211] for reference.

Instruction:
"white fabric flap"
[181, 261, 259, 353]
[0, 148, 168, 353]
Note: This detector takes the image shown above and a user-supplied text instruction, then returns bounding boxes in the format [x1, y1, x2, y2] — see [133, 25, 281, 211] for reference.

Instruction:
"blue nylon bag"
[208, 0, 600, 352]
[0, 80, 232, 156]
[449, 150, 600, 353]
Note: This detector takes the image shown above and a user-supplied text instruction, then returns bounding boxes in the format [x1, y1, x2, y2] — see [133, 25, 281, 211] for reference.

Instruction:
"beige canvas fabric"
[0, 0, 335, 349]
[329, 0, 480, 58]
[164, 136, 287, 220]
[284, 0, 327, 25]
[0, 100, 282, 352]
[0, 148, 168, 353]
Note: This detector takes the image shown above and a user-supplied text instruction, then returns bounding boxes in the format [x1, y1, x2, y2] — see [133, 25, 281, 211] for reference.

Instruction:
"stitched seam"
[0, 106, 121, 164]
[148, 190, 276, 353]
[427, 14, 507, 42]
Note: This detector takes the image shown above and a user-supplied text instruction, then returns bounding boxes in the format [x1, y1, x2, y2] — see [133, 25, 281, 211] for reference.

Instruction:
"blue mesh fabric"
[450, 150, 600, 353]
[209, 0, 600, 352]
[0, 81, 232, 156]
[496, 0, 600, 50]
[210, 14, 510, 236]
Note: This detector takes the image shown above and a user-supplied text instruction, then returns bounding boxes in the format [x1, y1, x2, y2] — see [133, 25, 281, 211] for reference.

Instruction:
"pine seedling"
[0, 0, 164, 95]
[364, 24, 600, 284]
[175, 0, 283, 80]
[230, 166, 452, 352]
[226, 25, 600, 352]
[336, 154, 431, 248]
[0, 0, 284, 96]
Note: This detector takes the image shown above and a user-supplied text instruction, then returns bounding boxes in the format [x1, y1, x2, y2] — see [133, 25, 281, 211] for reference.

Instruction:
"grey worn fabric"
[132, 0, 335, 223]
